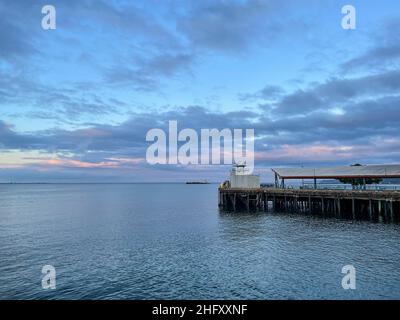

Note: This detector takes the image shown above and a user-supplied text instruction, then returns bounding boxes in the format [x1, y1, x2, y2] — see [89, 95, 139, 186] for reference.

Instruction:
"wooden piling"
[368, 199, 372, 220]
[390, 200, 394, 222]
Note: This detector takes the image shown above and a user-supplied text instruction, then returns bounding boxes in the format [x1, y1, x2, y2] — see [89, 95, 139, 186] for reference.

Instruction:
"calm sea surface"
[0, 184, 399, 300]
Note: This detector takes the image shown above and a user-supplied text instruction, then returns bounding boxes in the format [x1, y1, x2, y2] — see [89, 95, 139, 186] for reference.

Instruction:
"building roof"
[271, 164, 400, 179]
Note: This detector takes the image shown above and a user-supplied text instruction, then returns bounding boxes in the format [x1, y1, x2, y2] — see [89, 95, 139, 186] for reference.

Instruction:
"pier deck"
[218, 188, 400, 222]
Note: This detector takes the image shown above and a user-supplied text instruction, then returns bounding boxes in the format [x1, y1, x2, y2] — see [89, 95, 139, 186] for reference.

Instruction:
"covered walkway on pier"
[271, 164, 400, 189]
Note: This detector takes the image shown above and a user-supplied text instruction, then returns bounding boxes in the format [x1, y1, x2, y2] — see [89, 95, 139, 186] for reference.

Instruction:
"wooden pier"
[218, 188, 400, 222]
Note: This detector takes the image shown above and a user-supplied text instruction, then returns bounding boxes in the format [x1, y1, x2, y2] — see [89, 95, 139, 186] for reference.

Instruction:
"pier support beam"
[383, 200, 388, 220]
[368, 199, 373, 221]
[264, 194, 267, 212]
[390, 200, 394, 222]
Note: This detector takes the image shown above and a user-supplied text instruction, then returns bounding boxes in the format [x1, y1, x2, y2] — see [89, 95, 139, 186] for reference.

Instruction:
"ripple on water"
[0, 184, 400, 300]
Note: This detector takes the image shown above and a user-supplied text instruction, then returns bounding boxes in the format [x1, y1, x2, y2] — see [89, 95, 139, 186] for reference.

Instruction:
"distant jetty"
[186, 180, 210, 184]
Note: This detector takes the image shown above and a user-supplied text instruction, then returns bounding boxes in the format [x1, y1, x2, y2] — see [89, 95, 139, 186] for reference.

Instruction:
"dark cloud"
[177, 0, 305, 53]
[275, 90, 323, 115]
[2, 87, 400, 181]
[0, 106, 257, 156]
[240, 85, 285, 102]
[341, 17, 400, 72]
[272, 70, 400, 115]
[342, 45, 400, 71]
[0, 68, 123, 122]
[143, 53, 194, 77]
[256, 95, 400, 145]
[2, 90, 400, 161]
[0, 0, 188, 95]
[0, 1, 40, 62]
[104, 53, 195, 89]
[58, 0, 194, 89]
[72, 0, 179, 49]
[0, 19, 36, 61]
[0, 121, 39, 149]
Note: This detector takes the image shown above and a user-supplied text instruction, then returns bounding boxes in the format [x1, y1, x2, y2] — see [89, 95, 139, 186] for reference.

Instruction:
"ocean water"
[0, 183, 399, 300]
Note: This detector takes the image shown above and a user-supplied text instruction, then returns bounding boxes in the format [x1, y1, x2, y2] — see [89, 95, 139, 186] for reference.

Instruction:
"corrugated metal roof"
[271, 165, 400, 179]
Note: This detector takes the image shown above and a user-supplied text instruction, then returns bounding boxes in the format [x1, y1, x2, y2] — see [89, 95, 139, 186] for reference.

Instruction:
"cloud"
[271, 70, 400, 115]
[1, 1, 400, 181]
[341, 17, 400, 72]
[177, 0, 306, 53]
[0, 18, 36, 61]
[0, 0, 189, 97]
[274, 90, 323, 115]
[143, 53, 194, 77]
[0, 1, 40, 63]
[2, 89, 400, 174]
[342, 45, 400, 72]
[0, 120, 40, 149]
[240, 85, 285, 102]
[104, 53, 195, 89]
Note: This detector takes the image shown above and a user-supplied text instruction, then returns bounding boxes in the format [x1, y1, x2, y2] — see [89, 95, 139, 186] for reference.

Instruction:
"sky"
[1, 0, 400, 182]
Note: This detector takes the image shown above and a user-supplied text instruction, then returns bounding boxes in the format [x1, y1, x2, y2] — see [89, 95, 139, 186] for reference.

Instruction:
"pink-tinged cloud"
[40, 157, 145, 169]
[107, 157, 144, 165]
[254, 144, 356, 162]
[44, 159, 119, 168]
[0, 164, 25, 169]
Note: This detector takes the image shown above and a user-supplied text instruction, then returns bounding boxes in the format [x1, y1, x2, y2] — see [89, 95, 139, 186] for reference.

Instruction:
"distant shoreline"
[0, 182, 220, 185]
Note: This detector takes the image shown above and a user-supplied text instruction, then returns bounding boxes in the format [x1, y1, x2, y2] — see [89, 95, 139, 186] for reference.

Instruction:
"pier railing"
[298, 183, 400, 191]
